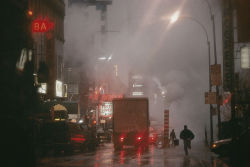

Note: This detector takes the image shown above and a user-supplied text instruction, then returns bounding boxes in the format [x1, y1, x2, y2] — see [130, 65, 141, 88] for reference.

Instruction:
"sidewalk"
[162, 142, 228, 167]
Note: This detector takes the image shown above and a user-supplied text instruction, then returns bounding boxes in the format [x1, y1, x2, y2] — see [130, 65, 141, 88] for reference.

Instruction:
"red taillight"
[136, 136, 142, 141]
[149, 136, 156, 142]
[120, 136, 125, 142]
[71, 134, 86, 143]
[149, 134, 157, 142]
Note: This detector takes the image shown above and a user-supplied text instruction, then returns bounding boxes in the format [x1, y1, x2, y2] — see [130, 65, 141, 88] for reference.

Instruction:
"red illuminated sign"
[100, 94, 123, 102]
[89, 93, 123, 102]
[89, 90, 100, 102]
[32, 18, 54, 33]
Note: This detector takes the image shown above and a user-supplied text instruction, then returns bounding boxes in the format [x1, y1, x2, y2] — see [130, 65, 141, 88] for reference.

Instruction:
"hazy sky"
[64, 0, 223, 142]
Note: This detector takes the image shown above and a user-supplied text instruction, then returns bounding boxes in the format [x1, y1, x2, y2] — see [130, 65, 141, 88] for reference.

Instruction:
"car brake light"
[136, 136, 142, 141]
[120, 136, 125, 142]
[71, 134, 86, 143]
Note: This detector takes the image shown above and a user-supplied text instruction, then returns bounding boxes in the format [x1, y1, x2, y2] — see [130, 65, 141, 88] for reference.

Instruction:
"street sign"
[205, 92, 217, 104]
[100, 102, 112, 116]
[32, 18, 54, 33]
[211, 64, 222, 86]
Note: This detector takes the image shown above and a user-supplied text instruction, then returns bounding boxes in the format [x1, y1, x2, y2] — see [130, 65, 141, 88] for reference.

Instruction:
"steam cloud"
[65, 0, 222, 142]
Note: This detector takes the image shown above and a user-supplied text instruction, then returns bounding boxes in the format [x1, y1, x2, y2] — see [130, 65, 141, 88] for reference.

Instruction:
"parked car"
[39, 121, 92, 154]
[82, 124, 99, 151]
[230, 127, 250, 166]
[211, 127, 250, 167]
[211, 138, 232, 157]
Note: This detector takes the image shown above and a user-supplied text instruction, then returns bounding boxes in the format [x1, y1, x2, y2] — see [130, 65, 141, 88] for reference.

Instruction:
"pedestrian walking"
[170, 129, 176, 147]
[180, 125, 195, 155]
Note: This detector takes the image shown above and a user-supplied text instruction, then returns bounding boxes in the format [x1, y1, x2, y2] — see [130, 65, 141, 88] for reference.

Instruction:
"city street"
[4, 1, 250, 167]
[38, 142, 229, 167]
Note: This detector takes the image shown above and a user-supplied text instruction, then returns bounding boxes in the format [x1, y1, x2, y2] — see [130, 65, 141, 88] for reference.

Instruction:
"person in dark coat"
[86, 124, 97, 151]
[170, 129, 176, 147]
[180, 125, 195, 155]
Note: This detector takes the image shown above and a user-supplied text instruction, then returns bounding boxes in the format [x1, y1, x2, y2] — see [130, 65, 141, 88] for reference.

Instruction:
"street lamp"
[200, 0, 218, 64]
[98, 54, 112, 61]
[199, 0, 221, 140]
[169, 10, 180, 24]
[169, 13, 214, 144]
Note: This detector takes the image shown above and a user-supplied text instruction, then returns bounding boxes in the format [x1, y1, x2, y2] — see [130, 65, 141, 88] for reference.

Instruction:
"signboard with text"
[205, 92, 217, 104]
[56, 80, 63, 97]
[211, 64, 222, 86]
[100, 94, 123, 102]
[241, 47, 250, 69]
[100, 102, 112, 116]
[32, 18, 54, 33]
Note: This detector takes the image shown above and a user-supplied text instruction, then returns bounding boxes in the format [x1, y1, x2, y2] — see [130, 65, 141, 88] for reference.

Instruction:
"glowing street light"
[169, 10, 180, 24]
[107, 55, 112, 61]
[98, 54, 112, 61]
[27, 10, 33, 16]
[98, 57, 107, 60]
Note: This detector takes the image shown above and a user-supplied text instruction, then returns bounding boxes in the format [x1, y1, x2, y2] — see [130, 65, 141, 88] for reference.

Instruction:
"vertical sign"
[222, 0, 234, 91]
[56, 80, 63, 97]
[241, 47, 250, 69]
[211, 64, 222, 86]
[205, 92, 217, 104]
[164, 110, 169, 147]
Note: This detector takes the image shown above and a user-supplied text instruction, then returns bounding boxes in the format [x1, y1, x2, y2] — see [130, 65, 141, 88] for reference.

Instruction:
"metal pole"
[212, 15, 221, 139]
[212, 15, 217, 65]
[208, 41, 214, 144]
[200, 0, 221, 140]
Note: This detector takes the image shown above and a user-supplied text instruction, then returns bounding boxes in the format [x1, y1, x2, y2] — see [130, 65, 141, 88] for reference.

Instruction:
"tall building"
[64, 66, 80, 101]
[2, 1, 42, 166]
[128, 71, 148, 97]
[221, 0, 250, 143]
[29, 0, 65, 99]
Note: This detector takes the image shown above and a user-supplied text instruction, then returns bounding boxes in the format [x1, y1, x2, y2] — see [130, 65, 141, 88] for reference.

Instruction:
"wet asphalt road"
[38, 142, 230, 167]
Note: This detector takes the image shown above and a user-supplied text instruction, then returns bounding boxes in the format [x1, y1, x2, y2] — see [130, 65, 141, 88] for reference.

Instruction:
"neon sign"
[100, 102, 113, 116]
[89, 93, 123, 102]
[32, 18, 54, 33]
[100, 94, 123, 102]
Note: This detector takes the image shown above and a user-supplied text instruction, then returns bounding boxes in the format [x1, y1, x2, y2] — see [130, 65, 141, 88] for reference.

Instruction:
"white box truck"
[112, 98, 149, 150]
